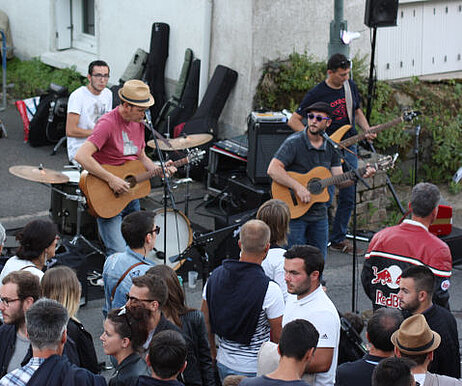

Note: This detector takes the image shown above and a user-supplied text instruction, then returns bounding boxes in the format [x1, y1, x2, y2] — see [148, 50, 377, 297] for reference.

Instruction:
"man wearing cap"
[66, 60, 113, 165]
[268, 101, 374, 260]
[392, 313, 462, 385]
[397, 265, 460, 379]
[75, 79, 176, 255]
[288, 53, 375, 255]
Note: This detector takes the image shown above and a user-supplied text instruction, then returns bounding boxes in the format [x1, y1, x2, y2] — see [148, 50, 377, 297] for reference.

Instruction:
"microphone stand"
[144, 111, 177, 264]
[320, 130, 369, 312]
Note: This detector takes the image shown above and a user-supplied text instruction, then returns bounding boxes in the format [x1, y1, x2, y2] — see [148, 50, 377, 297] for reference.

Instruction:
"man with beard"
[398, 265, 460, 379]
[268, 102, 374, 261]
[282, 245, 340, 386]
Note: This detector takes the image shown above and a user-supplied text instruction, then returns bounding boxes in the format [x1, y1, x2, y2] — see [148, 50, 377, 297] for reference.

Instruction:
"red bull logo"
[375, 290, 400, 308]
[371, 265, 402, 289]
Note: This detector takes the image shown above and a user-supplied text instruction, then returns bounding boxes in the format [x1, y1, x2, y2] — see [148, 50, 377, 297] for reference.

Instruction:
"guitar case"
[155, 48, 194, 135]
[181, 64, 238, 137]
[119, 48, 149, 84]
[144, 22, 170, 123]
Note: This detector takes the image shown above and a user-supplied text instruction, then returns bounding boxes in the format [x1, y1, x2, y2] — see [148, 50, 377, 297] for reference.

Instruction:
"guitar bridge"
[289, 188, 298, 207]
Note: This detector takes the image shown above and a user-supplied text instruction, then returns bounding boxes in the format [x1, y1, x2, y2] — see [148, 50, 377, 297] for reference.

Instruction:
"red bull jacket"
[361, 220, 452, 310]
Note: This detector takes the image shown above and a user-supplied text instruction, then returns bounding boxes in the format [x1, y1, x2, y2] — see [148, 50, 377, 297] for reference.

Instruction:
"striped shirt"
[0, 357, 45, 386]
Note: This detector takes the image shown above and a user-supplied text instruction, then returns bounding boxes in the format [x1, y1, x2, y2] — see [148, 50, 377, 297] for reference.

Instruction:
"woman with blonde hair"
[41, 265, 99, 373]
[257, 199, 291, 301]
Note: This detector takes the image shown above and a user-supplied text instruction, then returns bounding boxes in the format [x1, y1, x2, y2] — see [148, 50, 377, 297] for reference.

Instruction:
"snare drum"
[50, 170, 97, 238]
[147, 208, 193, 270]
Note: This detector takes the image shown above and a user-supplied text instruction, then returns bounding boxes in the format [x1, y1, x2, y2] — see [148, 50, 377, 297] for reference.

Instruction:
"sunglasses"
[147, 226, 161, 236]
[307, 113, 330, 122]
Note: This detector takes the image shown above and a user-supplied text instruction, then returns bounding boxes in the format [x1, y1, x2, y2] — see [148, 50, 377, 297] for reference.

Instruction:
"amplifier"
[247, 114, 293, 184]
[207, 146, 247, 194]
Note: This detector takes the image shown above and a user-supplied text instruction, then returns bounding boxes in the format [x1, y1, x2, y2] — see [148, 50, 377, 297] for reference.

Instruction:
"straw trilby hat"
[118, 80, 154, 107]
[391, 314, 441, 355]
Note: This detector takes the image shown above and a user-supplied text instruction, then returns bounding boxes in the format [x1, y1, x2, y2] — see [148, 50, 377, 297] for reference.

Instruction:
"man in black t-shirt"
[288, 54, 375, 254]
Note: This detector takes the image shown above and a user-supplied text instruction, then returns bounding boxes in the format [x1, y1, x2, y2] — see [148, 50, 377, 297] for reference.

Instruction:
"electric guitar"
[329, 110, 418, 147]
[271, 155, 397, 219]
[79, 149, 205, 219]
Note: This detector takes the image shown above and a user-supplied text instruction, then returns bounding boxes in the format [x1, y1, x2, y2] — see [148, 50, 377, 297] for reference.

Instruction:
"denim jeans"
[216, 362, 256, 381]
[329, 145, 358, 244]
[288, 217, 329, 261]
[96, 199, 140, 256]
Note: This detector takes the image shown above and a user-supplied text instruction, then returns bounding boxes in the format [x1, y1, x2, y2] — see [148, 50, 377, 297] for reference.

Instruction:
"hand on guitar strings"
[364, 129, 377, 142]
[362, 164, 376, 179]
[108, 174, 130, 194]
[294, 184, 311, 204]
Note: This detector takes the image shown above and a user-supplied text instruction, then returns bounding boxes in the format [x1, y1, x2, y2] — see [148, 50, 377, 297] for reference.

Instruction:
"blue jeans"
[96, 199, 140, 256]
[216, 362, 256, 381]
[287, 217, 329, 261]
[329, 145, 358, 244]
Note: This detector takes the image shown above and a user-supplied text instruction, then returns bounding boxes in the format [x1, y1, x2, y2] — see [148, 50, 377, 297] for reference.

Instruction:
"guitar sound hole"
[125, 175, 136, 188]
[308, 179, 323, 195]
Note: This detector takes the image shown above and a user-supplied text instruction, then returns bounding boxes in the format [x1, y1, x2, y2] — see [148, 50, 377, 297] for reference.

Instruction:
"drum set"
[8, 133, 213, 274]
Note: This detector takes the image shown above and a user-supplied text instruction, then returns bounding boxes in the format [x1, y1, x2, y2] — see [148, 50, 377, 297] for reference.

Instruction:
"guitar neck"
[321, 166, 367, 188]
[340, 116, 403, 147]
[136, 157, 189, 183]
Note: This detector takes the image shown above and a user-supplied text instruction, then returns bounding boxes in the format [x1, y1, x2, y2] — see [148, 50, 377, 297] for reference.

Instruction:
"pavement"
[1, 102, 461, 378]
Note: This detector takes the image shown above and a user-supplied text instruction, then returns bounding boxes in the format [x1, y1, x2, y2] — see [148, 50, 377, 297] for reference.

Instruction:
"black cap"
[303, 102, 332, 118]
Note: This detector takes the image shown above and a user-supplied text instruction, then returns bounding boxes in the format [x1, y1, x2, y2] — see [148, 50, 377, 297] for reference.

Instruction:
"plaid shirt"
[0, 357, 45, 386]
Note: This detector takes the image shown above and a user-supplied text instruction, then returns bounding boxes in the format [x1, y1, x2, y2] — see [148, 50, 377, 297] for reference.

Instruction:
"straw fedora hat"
[118, 80, 154, 108]
[391, 314, 441, 355]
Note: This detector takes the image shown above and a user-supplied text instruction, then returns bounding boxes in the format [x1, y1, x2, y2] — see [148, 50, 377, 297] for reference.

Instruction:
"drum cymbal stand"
[50, 185, 104, 255]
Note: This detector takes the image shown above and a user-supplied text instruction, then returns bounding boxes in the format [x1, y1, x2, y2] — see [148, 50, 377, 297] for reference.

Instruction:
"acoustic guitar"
[271, 155, 397, 219]
[329, 110, 418, 147]
[79, 149, 204, 219]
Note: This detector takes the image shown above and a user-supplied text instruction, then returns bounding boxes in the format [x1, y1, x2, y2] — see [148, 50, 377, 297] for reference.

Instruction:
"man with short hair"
[371, 357, 415, 386]
[362, 182, 452, 310]
[398, 266, 460, 379]
[0, 298, 105, 386]
[288, 53, 375, 254]
[0, 271, 40, 377]
[268, 102, 374, 260]
[243, 319, 319, 385]
[75, 80, 176, 255]
[336, 308, 403, 386]
[202, 220, 284, 380]
[103, 211, 157, 315]
[66, 60, 112, 164]
[136, 330, 188, 385]
[392, 313, 462, 386]
[283, 245, 340, 386]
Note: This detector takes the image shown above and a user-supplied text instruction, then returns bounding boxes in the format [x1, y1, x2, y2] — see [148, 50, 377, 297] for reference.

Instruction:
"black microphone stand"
[321, 131, 370, 312]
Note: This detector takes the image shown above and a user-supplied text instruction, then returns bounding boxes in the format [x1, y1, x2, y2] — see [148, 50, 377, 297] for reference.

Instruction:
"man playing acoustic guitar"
[268, 102, 374, 261]
[75, 80, 176, 256]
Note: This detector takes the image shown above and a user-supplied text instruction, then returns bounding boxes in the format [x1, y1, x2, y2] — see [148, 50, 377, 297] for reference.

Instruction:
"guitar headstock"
[187, 148, 206, 165]
[403, 110, 422, 122]
[374, 153, 399, 172]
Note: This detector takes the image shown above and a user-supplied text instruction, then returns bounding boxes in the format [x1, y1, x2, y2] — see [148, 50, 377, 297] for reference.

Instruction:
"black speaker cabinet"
[247, 117, 293, 184]
[364, 0, 399, 28]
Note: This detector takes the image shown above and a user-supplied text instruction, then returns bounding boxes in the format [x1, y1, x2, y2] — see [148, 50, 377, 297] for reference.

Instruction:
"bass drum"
[147, 208, 193, 270]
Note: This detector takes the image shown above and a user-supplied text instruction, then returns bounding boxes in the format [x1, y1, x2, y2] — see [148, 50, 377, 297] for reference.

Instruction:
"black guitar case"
[144, 22, 170, 123]
[181, 64, 238, 137]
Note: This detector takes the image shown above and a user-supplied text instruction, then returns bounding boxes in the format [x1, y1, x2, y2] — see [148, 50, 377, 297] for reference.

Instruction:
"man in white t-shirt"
[201, 220, 284, 381]
[66, 60, 113, 164]
[283, 245, 340, 386]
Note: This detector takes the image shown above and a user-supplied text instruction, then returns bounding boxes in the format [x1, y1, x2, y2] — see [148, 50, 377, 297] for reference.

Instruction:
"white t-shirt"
[283, 285, 340, 386]
[0, 256, 43, 281]
[66, 86, 112, 162]
[262, 248, 289, 302]
[203, 280, 284, 373]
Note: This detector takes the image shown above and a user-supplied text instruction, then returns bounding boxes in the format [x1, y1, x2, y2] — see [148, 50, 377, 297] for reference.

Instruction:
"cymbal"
[147, 134, 213, 151]
[9, 165, 70, 184]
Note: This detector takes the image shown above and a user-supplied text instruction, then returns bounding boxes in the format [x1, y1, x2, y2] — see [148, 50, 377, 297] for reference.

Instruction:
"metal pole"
[328, 0, 349, 58]
[366, 27, 377, 122]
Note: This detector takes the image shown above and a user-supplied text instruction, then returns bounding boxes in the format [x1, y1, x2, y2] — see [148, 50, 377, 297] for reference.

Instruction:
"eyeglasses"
[0, 297, 21, 307]
[147, 226, 160, 236]
[92, 73, 110, 79]
[125, 294, 155, 304]
[307, 113, 330, 122]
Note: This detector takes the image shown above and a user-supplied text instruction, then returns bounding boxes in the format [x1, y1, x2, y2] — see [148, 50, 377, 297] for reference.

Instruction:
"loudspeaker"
[364, 0, 399, 28]
[247, 118, 293, 184]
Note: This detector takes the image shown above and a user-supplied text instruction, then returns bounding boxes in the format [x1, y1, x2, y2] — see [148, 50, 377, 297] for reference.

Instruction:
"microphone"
[145, 110, 153, 128]
[320, 130, 339, 149]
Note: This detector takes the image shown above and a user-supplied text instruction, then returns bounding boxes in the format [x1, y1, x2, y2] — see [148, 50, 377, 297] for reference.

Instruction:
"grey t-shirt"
[7, 332, 30, 373]
[273, 130, 341, 220]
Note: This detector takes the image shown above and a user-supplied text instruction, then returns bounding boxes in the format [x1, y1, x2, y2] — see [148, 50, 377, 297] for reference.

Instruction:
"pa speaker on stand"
[364, 0, 399, 28]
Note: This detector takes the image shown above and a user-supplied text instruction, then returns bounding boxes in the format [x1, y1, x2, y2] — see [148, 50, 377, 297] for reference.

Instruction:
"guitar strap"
[343, 80, 354, 125]
[111, 261, 147, 301]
